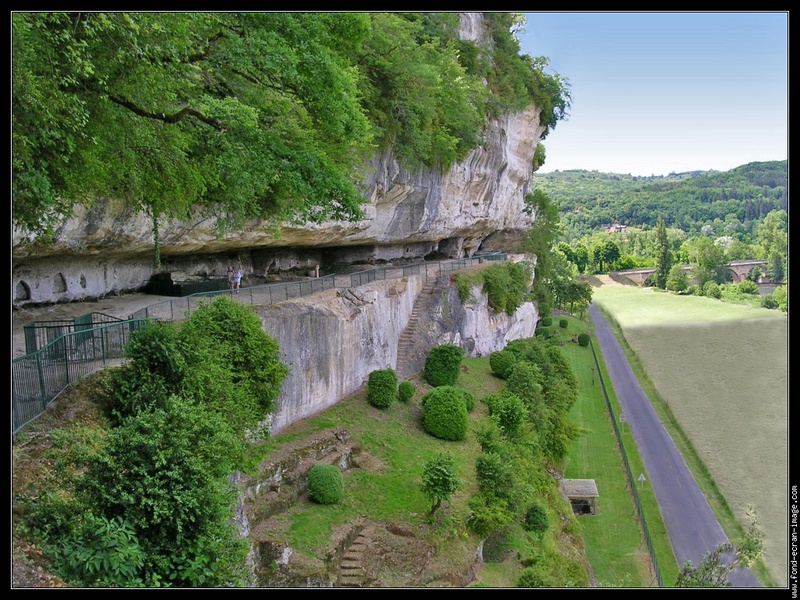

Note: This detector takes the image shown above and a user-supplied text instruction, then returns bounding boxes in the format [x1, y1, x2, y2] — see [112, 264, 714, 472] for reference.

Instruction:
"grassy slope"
[590, 284, 788, 587]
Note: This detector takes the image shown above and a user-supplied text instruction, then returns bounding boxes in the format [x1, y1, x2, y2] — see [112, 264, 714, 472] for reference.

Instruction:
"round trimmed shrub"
[524, 502, 549, 534]
[559, 318, 568, 329]
[367, 368, 398, 409]
[577, 333, 590, 347]
[398, 381, 415, 403]
[541, 316, 552, 327]
[489, 350, 517, 379]
[424, 344, 464, 387]
[421, 386, 469, 441]
[307, 464, 344, 505]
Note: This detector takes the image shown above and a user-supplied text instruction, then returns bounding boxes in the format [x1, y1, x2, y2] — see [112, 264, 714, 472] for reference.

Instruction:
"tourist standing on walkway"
[227, 266, 235, 289]
[234, 267, 242, 292]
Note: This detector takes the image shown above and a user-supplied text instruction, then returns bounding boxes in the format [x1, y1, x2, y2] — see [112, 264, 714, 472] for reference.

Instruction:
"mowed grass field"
[590, 283, 788, 587]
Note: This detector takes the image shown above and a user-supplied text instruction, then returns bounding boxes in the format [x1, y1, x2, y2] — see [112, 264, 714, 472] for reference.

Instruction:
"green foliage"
[421, 386, 469, 441]
[367, 368, 399, 409]
[558, 319, 568, 328]
[702, 280, 721, 299]
[737, 280, 759, 295]
[455, 261, 532, 315]
[771, 285, 788, 312]
[676, 509, 764, 587]
[475, 452, 514, 500]
[534, 161, 787, 242]
[524, 502, 549, 535]
[107, 322, 186, 423]
[541, 317, 552, 327]
[424, 344, 464, 387]
[577, 333, 590, 347]
[397, 380, 416, 403]
[59, 514, 145, 587]
[489, 349, 518, 379]
[517, 566, 547, 588]
[178, 296, 288, 430]
[13, 11, 571, 246]
[480, 261, 532, 315]
[307, 464, 345, 505]
[487, 392, 527, 438]
[77, 394, 244, 587]
[459, 388, 476, 413]
[420, 452, 462, 515]
[466, 493, 514, 538]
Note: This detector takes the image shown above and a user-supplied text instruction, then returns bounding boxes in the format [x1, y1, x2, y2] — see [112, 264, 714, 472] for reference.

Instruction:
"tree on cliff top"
[13, 12, 571, 267]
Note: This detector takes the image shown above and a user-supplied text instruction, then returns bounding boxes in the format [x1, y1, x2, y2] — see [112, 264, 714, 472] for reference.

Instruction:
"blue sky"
[516, 12, 788, 176]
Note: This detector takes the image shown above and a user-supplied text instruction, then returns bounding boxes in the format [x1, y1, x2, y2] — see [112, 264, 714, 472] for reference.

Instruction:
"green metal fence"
[23, 312, 126, 355]
[589, 339, 663, 587]
[13, 252, 510, 436]
[12, 319, 152, 435]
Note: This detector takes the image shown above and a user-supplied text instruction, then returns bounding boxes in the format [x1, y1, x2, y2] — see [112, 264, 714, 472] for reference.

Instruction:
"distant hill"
[532, 160, 787, 240]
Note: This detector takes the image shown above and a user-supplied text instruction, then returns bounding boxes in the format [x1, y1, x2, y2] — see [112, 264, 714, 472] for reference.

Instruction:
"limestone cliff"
[254, 273, 538, 434]
[12, 13, 545, 306]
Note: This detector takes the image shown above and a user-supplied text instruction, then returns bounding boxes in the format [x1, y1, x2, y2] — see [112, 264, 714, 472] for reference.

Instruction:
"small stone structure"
[559, 479, 599, 516]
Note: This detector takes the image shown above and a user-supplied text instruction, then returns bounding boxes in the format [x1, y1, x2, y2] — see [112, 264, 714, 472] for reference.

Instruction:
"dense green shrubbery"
[737, 279, 759, 295]
[307, 464, 345, 505]
[541, 317, 552, 327]
[459, 388, 476, 413]
[559, 319, 568, 329]
[367, 369, 398, 409]
[24, 297, 286, 587]
[702, 280, 721, 299]
[524, 502, 550, 535]
[487, 391, 527, 437]
[421, 386, 469, 441]
[475, 452, 514, 500]
[577, 333, 590, 347]
[424, 344, 464, 387]
[489, 350, 518, 379]
[481, 261, 532, 315]
[398, 381, 416, 403]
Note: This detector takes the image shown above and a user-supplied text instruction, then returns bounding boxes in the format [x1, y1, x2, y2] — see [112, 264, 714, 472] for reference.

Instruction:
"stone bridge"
[610, 260, 768, 286]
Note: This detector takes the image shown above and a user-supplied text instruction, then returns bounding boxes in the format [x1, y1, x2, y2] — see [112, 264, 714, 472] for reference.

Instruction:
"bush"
[459, 388, 476, 413]
[517, 566, 547, 588]
[424, 344, 464, 387]
[489, 350, 517, 379]
[489, 392, 527, 437]
[421, 386, 469, 441]
[541, 317, 552, 327]
[737, 279, 759, 295]
[702, 280, 721, 299]
[559, 319, 568, 328]
[475, 452, 514, 500]
[397, 381, 415, 403]
[307, 464, 344, 505]
[577, 333, 590, 347]
[524, 502, 549, 535]
[367, 369, 398, 409]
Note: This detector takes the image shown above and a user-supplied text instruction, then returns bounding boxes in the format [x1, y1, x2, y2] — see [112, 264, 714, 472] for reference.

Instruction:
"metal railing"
[13, 252, 509, 435]
[13, 319, 152, 435]
[23, 312, 126, 355]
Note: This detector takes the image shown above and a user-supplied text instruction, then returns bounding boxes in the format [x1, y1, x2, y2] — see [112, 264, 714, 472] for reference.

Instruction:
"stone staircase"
[395, 277, 438, 379]
[337, 524, 377, 588]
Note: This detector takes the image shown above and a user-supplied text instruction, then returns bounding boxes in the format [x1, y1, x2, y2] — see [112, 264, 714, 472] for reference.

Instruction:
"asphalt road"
[588, 303, 760, 587]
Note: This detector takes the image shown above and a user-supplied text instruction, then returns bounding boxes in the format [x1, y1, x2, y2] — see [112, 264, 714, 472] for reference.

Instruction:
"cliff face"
[12, 13, 545, 306]
[255, 273, 538, 434]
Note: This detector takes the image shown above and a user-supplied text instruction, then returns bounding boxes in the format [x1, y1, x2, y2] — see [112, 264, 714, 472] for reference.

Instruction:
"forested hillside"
[533, 160, 787, 241]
